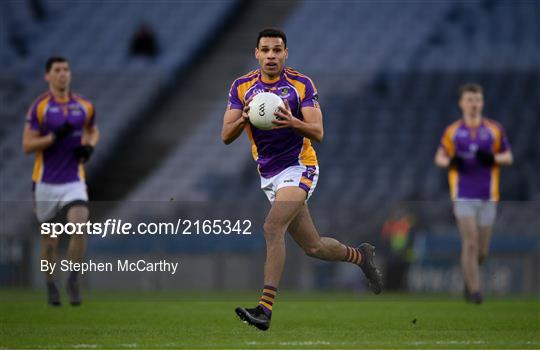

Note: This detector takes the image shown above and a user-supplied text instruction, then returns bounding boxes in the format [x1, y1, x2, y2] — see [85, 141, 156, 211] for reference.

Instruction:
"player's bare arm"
[22, 124, 54, 154]
[434, 147, 451, 168]
[273, 100, 324, 142]
[495, 150, 513, 166]
[82, 125, 100, 147]
[221, 96, 252, 144]
[221, 109, 246, 144]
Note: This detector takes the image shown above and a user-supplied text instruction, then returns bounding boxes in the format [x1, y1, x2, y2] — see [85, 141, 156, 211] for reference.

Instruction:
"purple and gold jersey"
[227, 67, 319, 178]
[27, 92, 95, 184]
[439, 118, 511, 201]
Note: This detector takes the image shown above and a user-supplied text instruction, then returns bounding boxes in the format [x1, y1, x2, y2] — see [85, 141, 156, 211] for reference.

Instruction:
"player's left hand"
[272, 99, 299, 129]
[74, 145, 94, 162]
[476, 149, 495, 166]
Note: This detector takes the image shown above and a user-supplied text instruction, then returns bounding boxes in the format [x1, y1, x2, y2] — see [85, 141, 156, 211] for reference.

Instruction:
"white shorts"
[453, 200, 497, 227]
[260, 165, 319, 203]
[34, 181, 88, 223]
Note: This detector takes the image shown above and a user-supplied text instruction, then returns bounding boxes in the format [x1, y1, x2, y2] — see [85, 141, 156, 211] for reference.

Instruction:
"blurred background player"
[221, 28, 382, 330]
[22, 56, 100, 306]
[435, 83, 513, 304]
[380, 203, 416, 291]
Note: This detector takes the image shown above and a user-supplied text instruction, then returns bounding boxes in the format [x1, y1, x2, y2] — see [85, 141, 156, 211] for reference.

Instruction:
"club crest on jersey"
[275, 86, 290, 98]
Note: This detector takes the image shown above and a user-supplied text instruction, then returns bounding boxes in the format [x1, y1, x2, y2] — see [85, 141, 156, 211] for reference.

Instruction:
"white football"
[248, 92, 284, 130]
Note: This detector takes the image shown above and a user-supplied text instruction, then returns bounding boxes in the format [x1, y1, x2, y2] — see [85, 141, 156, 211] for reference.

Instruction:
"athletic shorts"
[453, 199, 497, 226]
[260, 165, 319, 203]
[34, 181, 88, 223]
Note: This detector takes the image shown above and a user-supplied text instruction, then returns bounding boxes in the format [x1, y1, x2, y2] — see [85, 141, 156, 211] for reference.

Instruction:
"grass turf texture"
[0, 290, 538, 349]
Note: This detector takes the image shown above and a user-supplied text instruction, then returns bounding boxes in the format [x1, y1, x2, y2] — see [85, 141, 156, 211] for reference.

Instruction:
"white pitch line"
[30, 339, 540, 349]
[245, 340, 540, 347]
[72, 344, 98, 349]
[246, 340, 337, 347]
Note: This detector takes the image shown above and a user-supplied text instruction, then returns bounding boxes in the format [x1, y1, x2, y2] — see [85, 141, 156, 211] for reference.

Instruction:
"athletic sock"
[258, 285, 277, 317]
[46, 281, 57, 291]
[68, 271, 78, 284]
[344, 246, 363, 265]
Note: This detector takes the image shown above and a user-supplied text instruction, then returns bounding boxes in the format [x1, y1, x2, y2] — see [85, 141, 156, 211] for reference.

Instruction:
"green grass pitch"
[1, 290, 538, 349]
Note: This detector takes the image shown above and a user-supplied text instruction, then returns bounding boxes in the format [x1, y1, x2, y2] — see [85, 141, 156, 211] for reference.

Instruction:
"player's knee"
[67, 205, 89, 224]
[304, 244, 323, 258]
[463, 240, 478, 254]
[263, 220, 284, 240]
[70, 233, 87, 244]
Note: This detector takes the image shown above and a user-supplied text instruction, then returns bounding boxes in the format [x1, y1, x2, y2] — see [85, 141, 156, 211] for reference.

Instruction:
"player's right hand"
[53, 122, 73, 141]
[241, 96, 254, 124]
[449, 155, 465, 170]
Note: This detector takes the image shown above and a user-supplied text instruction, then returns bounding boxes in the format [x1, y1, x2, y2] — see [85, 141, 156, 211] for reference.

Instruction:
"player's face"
[255, 37, 288, 78]
[45, 62, 71, 92]
[459, 91, 484, 118]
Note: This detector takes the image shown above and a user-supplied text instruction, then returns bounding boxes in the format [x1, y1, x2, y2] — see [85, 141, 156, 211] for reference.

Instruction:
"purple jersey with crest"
[227, 67, 319, 178]
[27, 91, 95, 184]
[439, 118, 511, 201]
